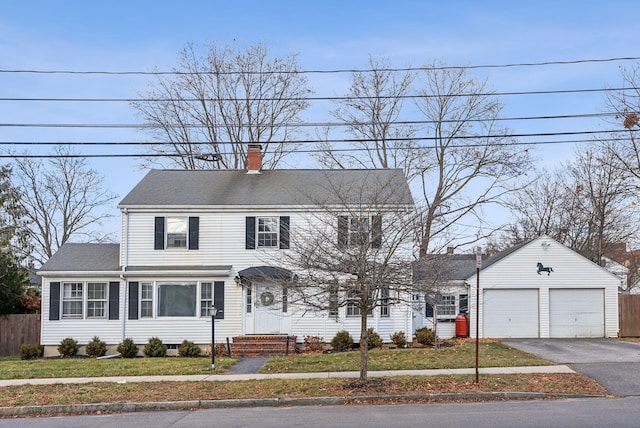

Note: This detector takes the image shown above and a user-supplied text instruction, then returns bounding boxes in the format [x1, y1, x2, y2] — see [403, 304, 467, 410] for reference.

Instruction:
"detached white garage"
[467, 236, 619, 339]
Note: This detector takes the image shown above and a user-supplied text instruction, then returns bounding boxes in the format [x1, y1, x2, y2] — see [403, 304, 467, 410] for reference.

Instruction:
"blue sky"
[1, 1, 639, 240]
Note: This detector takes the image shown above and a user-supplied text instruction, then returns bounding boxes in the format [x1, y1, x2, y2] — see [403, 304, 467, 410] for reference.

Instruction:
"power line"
[0, 129, 631, 150]
[0, 87, 637, 103]
[0, 112, 621, 129]
[0, 135, 625, 159]
[0, 56, 638, 75]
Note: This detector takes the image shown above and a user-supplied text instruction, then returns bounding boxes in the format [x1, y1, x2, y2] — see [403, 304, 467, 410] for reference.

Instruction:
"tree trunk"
[359, 310, 369, 382]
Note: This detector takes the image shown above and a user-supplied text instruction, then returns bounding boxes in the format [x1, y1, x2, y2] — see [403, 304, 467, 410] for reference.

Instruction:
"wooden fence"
[619, 295, 640, 337]
[0, 314, 41, 357]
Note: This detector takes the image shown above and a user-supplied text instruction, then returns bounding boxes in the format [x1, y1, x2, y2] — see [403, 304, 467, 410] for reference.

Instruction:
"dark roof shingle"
[118, 169, 414, 207]
[40, 243, 120, 272]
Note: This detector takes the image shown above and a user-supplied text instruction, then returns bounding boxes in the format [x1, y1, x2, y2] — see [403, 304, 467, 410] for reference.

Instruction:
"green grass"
[0, 340, 551, 380]
[260, 340, 553, 373]
[0, 356, 237, 379]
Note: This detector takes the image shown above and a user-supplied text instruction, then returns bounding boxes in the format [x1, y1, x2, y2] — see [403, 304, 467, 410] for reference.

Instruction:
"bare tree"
[605, 63, 640, 189]
[10, 147, 118, 265]
[413, 63, 532, 256]
[504, 144, 636, 264]
[132, 42, 312, 170]
[320, 59, 532, 256]
[318, 56, 418, 179]
[269, 173, 416, 381]
[0, 165, 30, 255]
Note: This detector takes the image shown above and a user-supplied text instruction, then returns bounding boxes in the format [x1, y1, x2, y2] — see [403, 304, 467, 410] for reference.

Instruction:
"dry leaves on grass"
[0, 374, 606, 408]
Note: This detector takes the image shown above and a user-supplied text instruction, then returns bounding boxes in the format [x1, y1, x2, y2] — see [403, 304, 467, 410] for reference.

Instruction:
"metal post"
[210, 306, 217, 369]
[475, 246, 482, 384]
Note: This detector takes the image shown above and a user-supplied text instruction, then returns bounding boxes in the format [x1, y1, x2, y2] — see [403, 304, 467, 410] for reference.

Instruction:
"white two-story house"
[38, 146, 415, 356]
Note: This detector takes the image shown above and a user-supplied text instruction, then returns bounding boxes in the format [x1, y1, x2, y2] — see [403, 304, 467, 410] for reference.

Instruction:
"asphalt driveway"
[504, 338, 640, 396]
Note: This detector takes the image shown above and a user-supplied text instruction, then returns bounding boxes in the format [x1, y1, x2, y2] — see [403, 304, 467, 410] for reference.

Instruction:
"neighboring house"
[604, 243, 640, 294]
[38, 145, 415, 356]
[414, 236, 620, 339]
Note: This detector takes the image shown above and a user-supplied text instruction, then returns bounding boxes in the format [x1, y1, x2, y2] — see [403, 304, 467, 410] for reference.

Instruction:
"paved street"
[505, 338, 640, 395]
[4, 397, 640, 428]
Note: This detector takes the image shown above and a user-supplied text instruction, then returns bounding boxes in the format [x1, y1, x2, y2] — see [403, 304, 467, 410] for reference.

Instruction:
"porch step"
[230, 335, 297, 357]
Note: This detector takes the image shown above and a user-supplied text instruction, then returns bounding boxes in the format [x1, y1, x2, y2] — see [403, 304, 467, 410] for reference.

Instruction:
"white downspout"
[120, 207, 130, 341]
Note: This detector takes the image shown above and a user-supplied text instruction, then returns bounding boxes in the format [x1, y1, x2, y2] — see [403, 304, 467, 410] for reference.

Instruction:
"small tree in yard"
[273, 171, 416, 382]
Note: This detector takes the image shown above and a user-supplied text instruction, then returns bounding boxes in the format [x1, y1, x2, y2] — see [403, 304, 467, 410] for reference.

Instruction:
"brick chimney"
[246, 144, 262, 174]
[446, 246, 455, 255]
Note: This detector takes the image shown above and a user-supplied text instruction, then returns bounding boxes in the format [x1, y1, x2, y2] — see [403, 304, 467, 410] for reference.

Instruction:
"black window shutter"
[154, 217, 165, 250]
[108, 282, 120, 320]
[213, 281, 225, 319]
[128, 282, 139, 320]
[49, 282, 61, 320]
[279, 216, 290, 249]
[371, 215, 382, 248]
[338, 216, 348, 249]
[188, 216, 199, 250]
[245, 216, 256, 250]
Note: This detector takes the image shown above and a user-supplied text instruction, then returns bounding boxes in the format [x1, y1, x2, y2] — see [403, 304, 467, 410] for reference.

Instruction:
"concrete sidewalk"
[0, 365, 574, 387]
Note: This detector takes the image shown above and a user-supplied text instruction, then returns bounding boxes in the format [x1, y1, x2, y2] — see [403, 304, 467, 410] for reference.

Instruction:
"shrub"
[367, 328, 384, 349]
[57, 337, 79, 357]
[390, 331, 407, 348]
[303, 335, 326, 352]
[143, 336, 167, 357]
[85, 336, 107, 358]
[20, 343, 43, 360]
[330, 330, 354, 352]
[214, 343, 228, 357]
[178, 340, 202, 358]
[117, 338, 139, 358]
[415, 327, 436, 346]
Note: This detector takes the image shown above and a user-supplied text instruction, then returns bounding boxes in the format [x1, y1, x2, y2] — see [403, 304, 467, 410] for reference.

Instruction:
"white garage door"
[483, 289, 539, 338]
[549, 288, 604, 338]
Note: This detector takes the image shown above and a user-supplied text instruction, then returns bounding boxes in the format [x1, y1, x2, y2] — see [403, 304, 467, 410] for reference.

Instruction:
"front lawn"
[260, 340, 553, 373]
[0, 356, 237, 379]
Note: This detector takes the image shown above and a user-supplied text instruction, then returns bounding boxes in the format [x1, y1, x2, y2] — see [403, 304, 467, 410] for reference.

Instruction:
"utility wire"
[0, 87, 637, 103]
[1, 56, 638, 75]
[0, 113, 621, 129]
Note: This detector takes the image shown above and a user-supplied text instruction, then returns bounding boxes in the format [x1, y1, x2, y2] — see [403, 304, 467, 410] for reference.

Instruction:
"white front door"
[254, 283, 282, 334]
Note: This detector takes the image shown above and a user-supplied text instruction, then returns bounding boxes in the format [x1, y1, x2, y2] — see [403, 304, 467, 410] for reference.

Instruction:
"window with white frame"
[62, 282, 83, 318]
[141, 282, 153, 318]
[246, 285, 252, 313]
[157, 282, 197, 317]
[86, 282, 108, 318]
[166, 217, 188, 248]
[426, 293, 457, 319]
[380, 286, 390, 317]
[200, 282, 212, 317]
[346, 288, 373, 317]
[257, 217, 279, 248]
[328, 285, 339, 317]
[350, 217, 370, 246]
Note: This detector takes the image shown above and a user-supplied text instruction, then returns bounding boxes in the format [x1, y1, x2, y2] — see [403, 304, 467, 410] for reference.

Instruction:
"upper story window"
[246, 216, 290, 250]
[166, 217, 188, 248]
[154, 216, 199, 250]
[338, 215, 382, 249]
[258, 217, 279, 248]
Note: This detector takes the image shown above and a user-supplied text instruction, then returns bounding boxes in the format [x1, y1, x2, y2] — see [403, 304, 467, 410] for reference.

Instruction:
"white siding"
[43, 208, 413, 350]
[468, 236, 619, 338]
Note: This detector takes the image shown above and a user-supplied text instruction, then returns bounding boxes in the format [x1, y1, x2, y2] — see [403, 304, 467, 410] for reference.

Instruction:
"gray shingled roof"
[39, 243, 120, 272]
[118, 169, 414, 207]
[414, 240, 533, 283]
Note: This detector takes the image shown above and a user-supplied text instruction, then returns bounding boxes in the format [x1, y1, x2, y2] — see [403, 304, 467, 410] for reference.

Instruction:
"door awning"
[237, 266, 293, 280]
